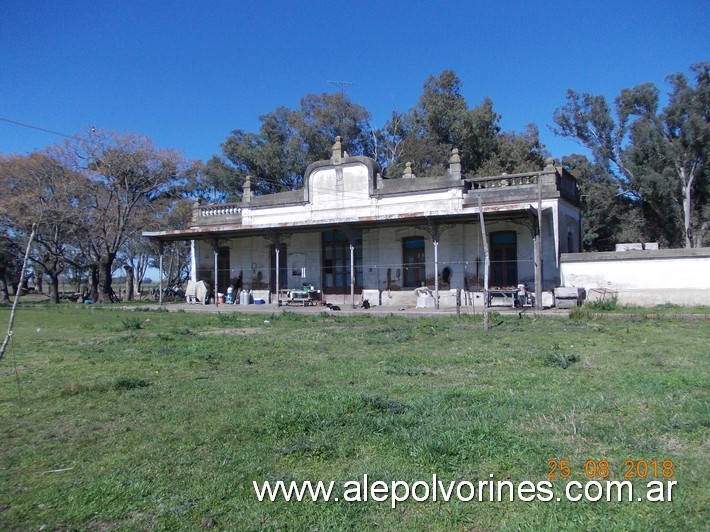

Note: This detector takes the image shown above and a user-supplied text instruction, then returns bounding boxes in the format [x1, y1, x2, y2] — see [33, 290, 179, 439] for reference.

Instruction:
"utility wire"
[0, 116, 76, 139]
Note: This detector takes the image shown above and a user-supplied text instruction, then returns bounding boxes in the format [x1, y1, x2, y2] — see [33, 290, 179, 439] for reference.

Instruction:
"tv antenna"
[327, 80, 353, 94]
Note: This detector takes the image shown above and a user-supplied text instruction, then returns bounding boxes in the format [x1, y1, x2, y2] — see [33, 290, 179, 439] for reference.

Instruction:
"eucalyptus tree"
[220, 92, 374, 194]
[553, 62, 709, 247]
[381, 71, 546, 178]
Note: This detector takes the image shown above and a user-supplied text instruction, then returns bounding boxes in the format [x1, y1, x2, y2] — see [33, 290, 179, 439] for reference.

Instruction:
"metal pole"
[350, 243, 355, 309]
[434, 239, 439, 309]
[275, 245, 280, 307]
[158, 245, 164, 307]
[535, 174, 543, 310]
[213, 247, 218, 306]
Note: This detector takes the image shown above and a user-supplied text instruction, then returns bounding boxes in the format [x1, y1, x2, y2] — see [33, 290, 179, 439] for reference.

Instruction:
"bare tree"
[63, 130, 188, 302]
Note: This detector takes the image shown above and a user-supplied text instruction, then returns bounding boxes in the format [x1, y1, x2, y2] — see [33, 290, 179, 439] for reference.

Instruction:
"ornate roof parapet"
[447, 148, 462, 180]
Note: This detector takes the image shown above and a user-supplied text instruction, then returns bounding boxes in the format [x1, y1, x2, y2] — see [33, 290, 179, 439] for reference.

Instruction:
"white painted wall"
[560, 251, 710, 306]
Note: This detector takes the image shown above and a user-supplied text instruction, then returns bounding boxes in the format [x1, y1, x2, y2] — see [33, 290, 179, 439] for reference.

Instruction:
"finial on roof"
[331, 136, 343, 164]
[403, 162, 415, 178]
[448, 148, 462, 180]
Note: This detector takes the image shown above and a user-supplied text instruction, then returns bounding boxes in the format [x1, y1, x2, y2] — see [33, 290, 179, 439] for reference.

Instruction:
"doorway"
[490, 231, 517, 287]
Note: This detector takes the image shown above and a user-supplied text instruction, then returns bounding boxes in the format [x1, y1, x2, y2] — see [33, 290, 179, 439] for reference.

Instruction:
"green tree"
[561, 154, 637, 251]
[220, 92, 373, 194]
[553, 63, 709, 247]
[475, 124, 547, 177]
[381, 71, 546, 178]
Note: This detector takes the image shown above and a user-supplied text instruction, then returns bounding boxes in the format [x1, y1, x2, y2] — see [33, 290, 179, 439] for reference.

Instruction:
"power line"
[0, 116, 76, 139]
[327, 80, 353, 94]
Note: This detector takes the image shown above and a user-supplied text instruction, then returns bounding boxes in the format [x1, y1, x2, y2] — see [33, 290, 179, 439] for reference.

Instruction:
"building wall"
[560, 249, 710, 306]
[194, 214, 563, 297]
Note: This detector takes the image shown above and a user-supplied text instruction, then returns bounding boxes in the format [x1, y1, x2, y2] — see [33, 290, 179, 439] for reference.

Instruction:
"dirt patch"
[0, 366, 23, 377]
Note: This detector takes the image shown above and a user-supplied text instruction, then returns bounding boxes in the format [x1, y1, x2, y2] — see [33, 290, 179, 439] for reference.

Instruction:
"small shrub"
[655, 302, 682, 310]
[546, 353, 579, 369]
[585, 295, 618, 311]
[569, 306, 592, 320]
[121, 317, 144, 330]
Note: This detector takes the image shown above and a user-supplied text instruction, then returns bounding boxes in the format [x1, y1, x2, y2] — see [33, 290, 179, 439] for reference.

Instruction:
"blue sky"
[2, 0, 708, 164]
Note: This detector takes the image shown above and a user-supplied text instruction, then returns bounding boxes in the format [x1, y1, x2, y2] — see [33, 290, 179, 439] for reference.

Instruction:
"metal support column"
[213, 246, 219, 306]
[275, 244, 281, 307]
[158, 241, 164, 307]
[433, 238, 439, 309]
[349, 243, 355, 309]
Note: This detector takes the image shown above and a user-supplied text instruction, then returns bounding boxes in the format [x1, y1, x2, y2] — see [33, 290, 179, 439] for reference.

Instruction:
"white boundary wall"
[560, 248, 710, 306]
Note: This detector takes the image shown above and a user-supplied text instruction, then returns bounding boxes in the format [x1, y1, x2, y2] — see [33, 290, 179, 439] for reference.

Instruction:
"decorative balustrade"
[469, 173, 539, 189]
[193, 202, 243, 224]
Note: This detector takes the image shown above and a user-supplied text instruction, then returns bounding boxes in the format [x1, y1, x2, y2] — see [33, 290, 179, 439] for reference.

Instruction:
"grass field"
[0, 305, 708, 530]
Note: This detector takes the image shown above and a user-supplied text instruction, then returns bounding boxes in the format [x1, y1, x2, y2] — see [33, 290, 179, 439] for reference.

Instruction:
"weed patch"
[120, 317, 144, 330]
[546, 353, 580, 369]
[361, 395, 407, 414]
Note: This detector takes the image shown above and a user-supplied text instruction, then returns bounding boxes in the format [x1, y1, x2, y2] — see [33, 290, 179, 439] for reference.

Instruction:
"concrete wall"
[560, 248, 710, 306]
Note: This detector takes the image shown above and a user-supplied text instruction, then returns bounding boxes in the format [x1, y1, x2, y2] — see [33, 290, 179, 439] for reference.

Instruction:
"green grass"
[1, 306, 708, 530]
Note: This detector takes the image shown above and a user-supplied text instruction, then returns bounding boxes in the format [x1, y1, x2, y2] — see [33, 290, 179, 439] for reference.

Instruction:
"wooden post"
[478, 197, 490, 331]
[535, 174, 543, 310]
[1, 224, 37, 361]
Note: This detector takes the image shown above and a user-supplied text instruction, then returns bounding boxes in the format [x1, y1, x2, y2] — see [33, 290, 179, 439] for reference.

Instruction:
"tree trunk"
[682, 169, 694, 248]
[0, 268, 9, 304]
[98, 254, 116, 303]
[89, 265, 99, 302]
[48, 272, 60, 304]
[124, 265, 134, 302]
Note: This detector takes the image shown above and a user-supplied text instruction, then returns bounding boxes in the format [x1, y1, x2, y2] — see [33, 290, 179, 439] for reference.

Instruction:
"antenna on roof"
[327, 80, 353, 94]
